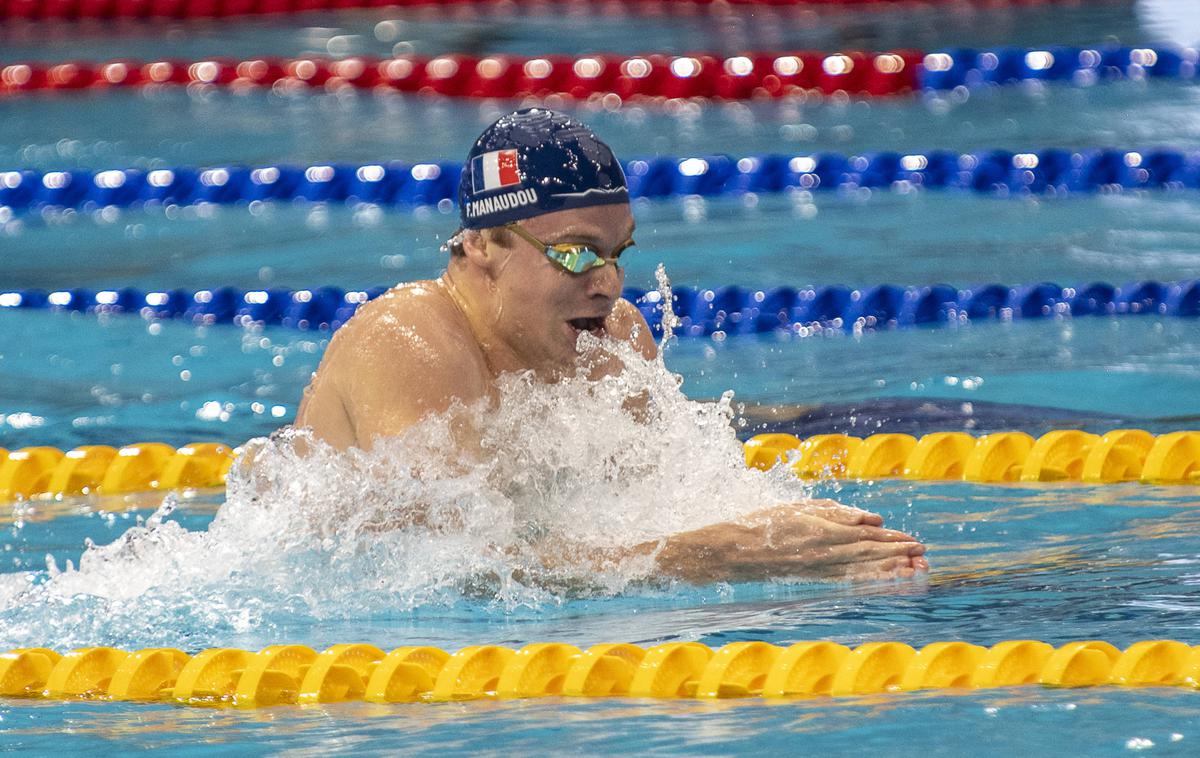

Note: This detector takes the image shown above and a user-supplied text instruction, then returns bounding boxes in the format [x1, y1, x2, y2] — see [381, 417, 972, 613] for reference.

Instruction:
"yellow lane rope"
[744, 429, 1200, 484]
[1, 428, 1198, 507]
[1, 639, 1197, 705]
[0, 442, 235, 503]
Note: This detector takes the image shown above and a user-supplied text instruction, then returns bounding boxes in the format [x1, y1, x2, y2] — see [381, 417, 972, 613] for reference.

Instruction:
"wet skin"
[295, 203, 928, 583]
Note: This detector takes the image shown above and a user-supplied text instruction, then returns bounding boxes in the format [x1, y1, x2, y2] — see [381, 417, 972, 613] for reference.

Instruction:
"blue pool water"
[3, 2, 1200, 755]
[2, 479, 1200, 755]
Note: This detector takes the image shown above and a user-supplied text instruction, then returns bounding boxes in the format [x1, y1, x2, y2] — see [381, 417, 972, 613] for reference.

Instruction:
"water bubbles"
[1, 412, 45, 429]
[654, 263, 680, 340]
[196, 401, 233, 422]
[380, 253, 408, 269]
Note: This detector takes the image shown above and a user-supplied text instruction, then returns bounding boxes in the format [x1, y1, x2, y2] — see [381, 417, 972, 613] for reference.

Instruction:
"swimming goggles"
[505, 222, 634, 274]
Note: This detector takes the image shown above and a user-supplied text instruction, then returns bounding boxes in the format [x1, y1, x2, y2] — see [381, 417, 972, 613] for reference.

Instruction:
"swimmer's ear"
[460, 228, 511, 275]
[458, 229, 489, 263]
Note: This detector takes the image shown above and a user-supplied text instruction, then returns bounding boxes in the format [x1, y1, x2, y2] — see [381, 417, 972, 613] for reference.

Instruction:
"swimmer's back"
[295, 280, 490, 451]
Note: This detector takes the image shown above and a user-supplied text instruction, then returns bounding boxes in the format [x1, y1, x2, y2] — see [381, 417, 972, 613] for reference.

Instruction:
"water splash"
[0, 336, 811, 649]
[654, 262, 680, 344]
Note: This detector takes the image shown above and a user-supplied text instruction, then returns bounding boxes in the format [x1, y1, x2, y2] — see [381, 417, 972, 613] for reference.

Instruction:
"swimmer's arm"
[606, 299, 659, 419]
[295, 376, 356, 452]
[611, 298, 658, 360]
[539, 503, 927, 583]
[351, 358, 486, 452]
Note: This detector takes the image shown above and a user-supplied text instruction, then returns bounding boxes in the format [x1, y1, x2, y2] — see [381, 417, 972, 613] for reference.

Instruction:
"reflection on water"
[2, 459, 1198, 651]
[3, 684, 1198, 755]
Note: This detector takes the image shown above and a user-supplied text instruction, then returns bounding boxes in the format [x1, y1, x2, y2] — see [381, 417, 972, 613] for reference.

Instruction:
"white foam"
[0, 323, 812, 648]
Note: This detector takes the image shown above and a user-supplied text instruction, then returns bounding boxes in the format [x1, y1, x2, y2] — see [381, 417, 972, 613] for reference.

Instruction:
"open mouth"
[567, 316, 606, 336]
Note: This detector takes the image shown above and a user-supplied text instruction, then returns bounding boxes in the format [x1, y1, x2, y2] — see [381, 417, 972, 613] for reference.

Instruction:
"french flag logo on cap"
[471, 149, 522, 194]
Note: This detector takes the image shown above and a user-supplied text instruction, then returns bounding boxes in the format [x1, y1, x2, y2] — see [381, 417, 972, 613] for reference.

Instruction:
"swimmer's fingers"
[751, 538, 923, 575]
[761, 514, 921, 549]
[838, 554, 930, 581]
[843, 539, 926, 563]
[846, 555, 911, 577]
[754, 505, 888, 536]
[776, 554, 920, 581]
[788, 521, 918, 546]
[802, 500, 884, 527]
[795, 538, 923, 568]
[852, 524, 922, 544]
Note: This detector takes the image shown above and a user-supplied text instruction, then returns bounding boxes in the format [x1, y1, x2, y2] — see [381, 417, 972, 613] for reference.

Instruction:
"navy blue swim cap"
[458, 108, 629, 230]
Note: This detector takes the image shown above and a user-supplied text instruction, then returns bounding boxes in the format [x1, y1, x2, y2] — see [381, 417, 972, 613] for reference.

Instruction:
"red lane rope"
[0, 51, 922, 98]
[0, 0, 1078, 22]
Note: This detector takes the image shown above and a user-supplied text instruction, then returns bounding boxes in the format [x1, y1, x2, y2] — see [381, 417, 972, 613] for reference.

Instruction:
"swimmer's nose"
[586, 258, 624, 301]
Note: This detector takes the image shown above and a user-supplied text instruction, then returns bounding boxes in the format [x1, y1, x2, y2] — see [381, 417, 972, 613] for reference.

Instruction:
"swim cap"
[458, 108, 629, 230]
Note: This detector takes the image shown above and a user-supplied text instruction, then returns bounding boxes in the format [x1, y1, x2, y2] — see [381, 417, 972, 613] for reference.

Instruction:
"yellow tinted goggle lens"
[547, 242, 633, 272]
[505, 222, 632, 273]
[545, 245, 609, 273]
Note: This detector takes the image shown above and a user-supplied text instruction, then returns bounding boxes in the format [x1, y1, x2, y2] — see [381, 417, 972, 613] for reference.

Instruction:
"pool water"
[3, 310, 1200, 452]
[2, 480, 1199, 755]
[3, 2, 1200, 755]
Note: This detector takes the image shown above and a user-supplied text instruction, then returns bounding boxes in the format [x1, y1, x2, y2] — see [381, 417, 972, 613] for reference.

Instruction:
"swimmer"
[295, 107, 927, 584]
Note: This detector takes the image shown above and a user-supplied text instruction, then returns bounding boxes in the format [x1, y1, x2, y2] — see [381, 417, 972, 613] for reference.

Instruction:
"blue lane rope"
[2, 280, 1197, 336]
[4, 148, 1200, 214]
[918, 45, 1196, 90]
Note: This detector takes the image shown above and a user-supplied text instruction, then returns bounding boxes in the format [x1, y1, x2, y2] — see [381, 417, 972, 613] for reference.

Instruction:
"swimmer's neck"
[440, 263, 529, 378]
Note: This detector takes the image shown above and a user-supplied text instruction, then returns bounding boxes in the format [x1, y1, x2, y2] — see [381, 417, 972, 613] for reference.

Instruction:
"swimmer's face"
[482, 203, 634, 373]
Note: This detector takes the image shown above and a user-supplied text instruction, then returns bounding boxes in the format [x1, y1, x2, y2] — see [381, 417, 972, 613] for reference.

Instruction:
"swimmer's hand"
[651, 502, 928, 584]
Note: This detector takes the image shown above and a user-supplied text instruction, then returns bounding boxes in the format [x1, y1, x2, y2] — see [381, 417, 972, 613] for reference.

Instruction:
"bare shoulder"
[336, 281, 481, 372]
[295, 280, 488, 450]
[334, 281, 456, 346]
[607, 297, 658, 360]
[325, 281, 489, 410]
